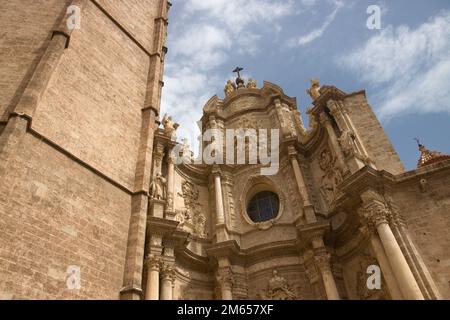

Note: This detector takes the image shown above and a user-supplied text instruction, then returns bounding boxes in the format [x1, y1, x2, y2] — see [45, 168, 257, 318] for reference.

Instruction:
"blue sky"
[161, 0, 450, 170]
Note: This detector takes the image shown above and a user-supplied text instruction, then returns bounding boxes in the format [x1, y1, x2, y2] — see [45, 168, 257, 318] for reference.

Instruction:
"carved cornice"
[297, 221, 331, 248]
[206, 240, 241, 260]
[146, 216, 179, 238]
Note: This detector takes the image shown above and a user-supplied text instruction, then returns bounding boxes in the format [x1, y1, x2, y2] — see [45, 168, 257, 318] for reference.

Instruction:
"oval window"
[246, 191, 280, 223]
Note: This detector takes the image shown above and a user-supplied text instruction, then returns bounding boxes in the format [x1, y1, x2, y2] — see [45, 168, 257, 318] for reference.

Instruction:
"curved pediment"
[202, 81, 297, 122]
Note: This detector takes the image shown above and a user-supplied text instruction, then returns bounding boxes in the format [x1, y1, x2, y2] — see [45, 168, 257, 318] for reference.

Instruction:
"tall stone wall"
[0, 0, 167, 299]
[393, 163, 450, 299]
[343, 93, 405, 175]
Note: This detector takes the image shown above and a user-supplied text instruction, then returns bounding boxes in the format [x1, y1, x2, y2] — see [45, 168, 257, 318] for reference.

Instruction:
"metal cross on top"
[233, 67, 244, 78]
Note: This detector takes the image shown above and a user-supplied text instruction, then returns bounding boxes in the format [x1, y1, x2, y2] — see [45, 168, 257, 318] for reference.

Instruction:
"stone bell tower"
[0, 0, 170, 300]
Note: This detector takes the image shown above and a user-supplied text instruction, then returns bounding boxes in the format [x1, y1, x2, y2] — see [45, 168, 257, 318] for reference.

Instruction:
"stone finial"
[224, 80, 236, 96]
[247, 78, 257, 89]
[162, 114, 179, 138]
[306, 78, 321, 101]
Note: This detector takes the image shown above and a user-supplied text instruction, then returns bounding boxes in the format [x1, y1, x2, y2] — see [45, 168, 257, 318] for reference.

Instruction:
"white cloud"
[172, 24, 232, 70]
[161, 0, 298, 152]
[337, 11, 450, 118]
[185, 0, 294, 34]
[288, 0, 344, 47]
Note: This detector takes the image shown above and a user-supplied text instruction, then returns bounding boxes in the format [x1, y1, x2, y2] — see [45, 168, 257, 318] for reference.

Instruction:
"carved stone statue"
[264, 270, 297, 300]
[224, 80, 236, 96]
[162, 114, 179, 137]
[306, 78, 321, 100]
[150, 173, 167, 200]
[194, 213, 207, 238]
[319, 149, 342, 206]
[247, 78, 257, 89]
[339, 129, 357, 157]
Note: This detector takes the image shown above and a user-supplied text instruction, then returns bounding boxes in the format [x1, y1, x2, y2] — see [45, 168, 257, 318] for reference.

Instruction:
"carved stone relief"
[318, 149, 342, 207]
[176, 180, 207, 238]
[257, 270, 297, 300]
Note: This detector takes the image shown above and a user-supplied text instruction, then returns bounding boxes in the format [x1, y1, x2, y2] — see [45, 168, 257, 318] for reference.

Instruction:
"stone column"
[319, 112, 347, 174]
[360, 225, 403, 299]
[213, 170, 225, 225]
[144, 254, 161, 300]
[367, 229, 403, 299]
[160, 264, 175, 300]
[288, 146, 316, 223]
[312, 239, 340, 300]
[216, 268, 234, 300]
[360, 191, 424, 300]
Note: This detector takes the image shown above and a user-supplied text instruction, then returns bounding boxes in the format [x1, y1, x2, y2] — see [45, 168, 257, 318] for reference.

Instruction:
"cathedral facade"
[147, 77, 449, 300]
[0, 1, 449, 300]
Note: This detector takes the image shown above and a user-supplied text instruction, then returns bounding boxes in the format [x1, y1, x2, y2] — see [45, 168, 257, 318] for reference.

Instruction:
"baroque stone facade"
[139, 77, 450, 301]
[1, 2, 449, 301]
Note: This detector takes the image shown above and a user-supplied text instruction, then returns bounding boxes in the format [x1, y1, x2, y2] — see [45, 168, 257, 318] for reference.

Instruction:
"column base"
[119, 285, 142, 300]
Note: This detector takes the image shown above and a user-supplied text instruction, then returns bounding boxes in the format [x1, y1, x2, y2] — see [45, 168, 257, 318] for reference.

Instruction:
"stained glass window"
[247, 191, 280, 223]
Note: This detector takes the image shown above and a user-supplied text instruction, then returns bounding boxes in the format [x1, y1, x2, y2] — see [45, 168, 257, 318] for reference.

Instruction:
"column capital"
[212, 165, 222, 176]
[161, 264, 176, 282]
[288, 145, 298, 158]
[314, 248, 332, 272]
[385, 197, 407, 228]
[359, 200, 391, 231]
[359, 189, 393, 230]
[144, 254, 162, 272]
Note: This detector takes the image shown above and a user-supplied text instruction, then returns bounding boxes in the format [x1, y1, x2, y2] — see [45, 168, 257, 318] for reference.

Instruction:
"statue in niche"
[247, 78, 257, 89]
[339, 129, 358, 157]
[162, 114, 179, 137]
[224, 80, 236, 96]
[319, 149, 341, 206]
[150, 173, 167, 200]
[194, 213, 207, 238]
[306, 78, 321, 100]
[260, 270, 297, 300]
